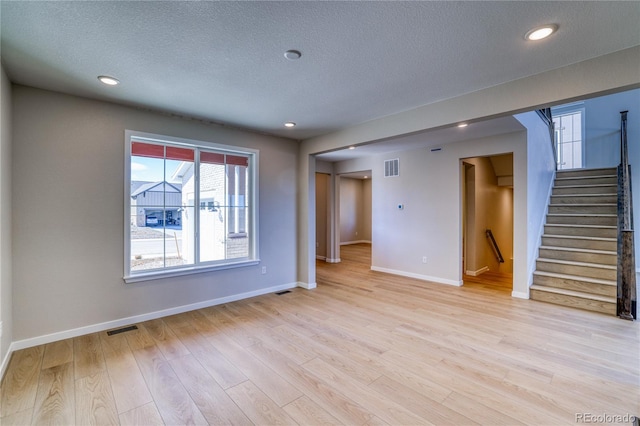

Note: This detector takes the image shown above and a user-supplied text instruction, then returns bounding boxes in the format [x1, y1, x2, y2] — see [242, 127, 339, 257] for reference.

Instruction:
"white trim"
[325, 258, 341, 263]
[1, 342, 17, 382]
[297, 281, 317, 290]
[340, 240, 371, 245]
[10, 282, 297, 351]
[465, 266, 489, 277]
[371, 266, 463, 287]
[124, 129, 260, 281]
[316, 255, 326, 261]
[124, 260, 260, 283]
[511, 291, 530, 299]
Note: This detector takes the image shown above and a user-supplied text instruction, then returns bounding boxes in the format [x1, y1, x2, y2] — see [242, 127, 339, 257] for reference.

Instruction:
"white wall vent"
[384, 158, 399, 177]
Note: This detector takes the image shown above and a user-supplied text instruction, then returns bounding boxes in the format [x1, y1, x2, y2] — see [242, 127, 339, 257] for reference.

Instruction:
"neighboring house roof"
[131, 181, 182, 199]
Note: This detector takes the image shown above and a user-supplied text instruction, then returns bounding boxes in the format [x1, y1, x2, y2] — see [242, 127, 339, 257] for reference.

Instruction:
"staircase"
[530, 167, 618, 315]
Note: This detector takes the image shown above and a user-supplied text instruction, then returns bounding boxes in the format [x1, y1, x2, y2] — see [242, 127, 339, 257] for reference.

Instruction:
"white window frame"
[551, 102, 586, 170]
[124, 130, 259, 283]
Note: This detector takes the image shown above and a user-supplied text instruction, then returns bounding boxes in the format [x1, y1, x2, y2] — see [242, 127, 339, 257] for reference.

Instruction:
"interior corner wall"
[0, 65, 13, 366]
[362, 178, 372, 242]
[11, 85, 298, 343]
[371, 131, 527, 290]
[582, 88, 640, 169]
[315, 173, 329, 258]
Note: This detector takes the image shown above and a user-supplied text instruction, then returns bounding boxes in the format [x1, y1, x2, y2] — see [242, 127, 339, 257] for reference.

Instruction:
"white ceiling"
[315, 115, 524, 162]
[1, 2, 639, 140]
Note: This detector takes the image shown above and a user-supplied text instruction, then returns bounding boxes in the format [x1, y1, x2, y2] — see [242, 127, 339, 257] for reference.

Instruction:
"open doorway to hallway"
[462, 154, 514, 292]
[315, 170, 372, 267]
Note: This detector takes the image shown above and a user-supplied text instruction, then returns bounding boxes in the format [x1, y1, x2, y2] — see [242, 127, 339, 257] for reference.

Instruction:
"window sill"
[124, 259, 260, 284]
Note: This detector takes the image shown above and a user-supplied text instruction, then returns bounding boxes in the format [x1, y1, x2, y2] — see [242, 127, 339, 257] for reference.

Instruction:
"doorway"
[462, 154, 514, 291]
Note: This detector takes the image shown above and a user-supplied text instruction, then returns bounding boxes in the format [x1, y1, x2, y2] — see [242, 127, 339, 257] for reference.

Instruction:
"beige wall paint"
[362, 178, 372, 242]
[463, 156, 513, 275]
[315, 173, 329, 258]
[11, 86, 298, 342]
[0, 65, 13, 367]
[339, 177, 372, 244]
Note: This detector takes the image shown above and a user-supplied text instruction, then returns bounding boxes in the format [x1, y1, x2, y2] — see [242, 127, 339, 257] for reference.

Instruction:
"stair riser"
[552, 186, 616, 195]
[541, 236, 616, 251]
[546, 215, 617, 226]
[554, 177, 617, 186]
[556, 168, 617, 178]
[530, 289, 616, 315]
[536, 261, 616, 281]
[538, 248, 616, 265]
[550, 195, 617, 204]
[543, 225, 616, 238]
[548, 205, 616, 214]
[532, 274, 616, 297]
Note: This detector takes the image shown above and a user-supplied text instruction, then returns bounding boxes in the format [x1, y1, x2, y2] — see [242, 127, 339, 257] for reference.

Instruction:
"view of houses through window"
[127, 138, 252, 275]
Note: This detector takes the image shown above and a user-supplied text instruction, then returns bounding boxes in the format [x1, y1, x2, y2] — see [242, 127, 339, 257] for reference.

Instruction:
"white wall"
[11, 86, 298, 343]
[514, 112, 557, 295]
[0, 65, 13, 370]
[582, 89, 640, 169]
[371, 131, 528, 291]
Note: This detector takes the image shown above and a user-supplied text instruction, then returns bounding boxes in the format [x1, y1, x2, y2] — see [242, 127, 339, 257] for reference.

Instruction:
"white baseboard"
[316, 255, 326, 260]
[1, 342, 17, 382]
[297, 281, 317, 290]
[511, 291, 529, 299]
[9, 282, 299, 352]
[340, 240, 371, 246]
[325, 258, 341, 263]
[371, 266, 462, 287]
[465, 266, 489, 277]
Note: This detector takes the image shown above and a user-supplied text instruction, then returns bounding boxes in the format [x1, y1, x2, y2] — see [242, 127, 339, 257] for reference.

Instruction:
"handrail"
[536, 108, 557, 169]
[617, 110, 637, 320]
[485, 229, 504, 264]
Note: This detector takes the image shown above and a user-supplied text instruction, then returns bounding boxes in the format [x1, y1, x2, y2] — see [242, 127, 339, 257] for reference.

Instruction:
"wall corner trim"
[511, 291, 530, 299]
[0, 342, 17, 383]
[9, 282, 298, 352]
[297, 281, 317, 289]
[371, 266, 463, 286]
[465, 266, 490, 277]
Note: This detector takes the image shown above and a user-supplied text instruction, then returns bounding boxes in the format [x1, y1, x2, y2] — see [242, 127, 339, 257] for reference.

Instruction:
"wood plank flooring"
[1, 243, 638, 425]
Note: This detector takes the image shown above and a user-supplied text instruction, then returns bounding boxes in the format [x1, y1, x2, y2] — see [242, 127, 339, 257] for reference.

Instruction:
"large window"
[552, 105, 584, 170]
[124, 131, 258, 282]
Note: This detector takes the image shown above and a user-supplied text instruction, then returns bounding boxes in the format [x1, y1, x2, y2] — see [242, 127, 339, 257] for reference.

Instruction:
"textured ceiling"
[1, 1, 639, 140]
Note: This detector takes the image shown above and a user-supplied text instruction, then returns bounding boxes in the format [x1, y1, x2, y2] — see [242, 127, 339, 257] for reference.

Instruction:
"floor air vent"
[275, 290, 291, 295]
[106, 325, 138, 336]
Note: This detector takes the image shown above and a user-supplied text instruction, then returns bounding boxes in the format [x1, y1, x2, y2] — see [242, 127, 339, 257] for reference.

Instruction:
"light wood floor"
[2, 243, 638, 425]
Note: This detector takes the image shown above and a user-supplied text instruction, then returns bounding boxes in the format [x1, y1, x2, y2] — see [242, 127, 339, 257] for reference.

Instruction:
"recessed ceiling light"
[458, 123, 468, 128]
[364, 176, 368, 179]
[284, 122, 296, 128]
[525, 24, 558, 41]
[348, 146, 356, 150]
[97, 75, 120, 86]
[284, 50, 302, 60]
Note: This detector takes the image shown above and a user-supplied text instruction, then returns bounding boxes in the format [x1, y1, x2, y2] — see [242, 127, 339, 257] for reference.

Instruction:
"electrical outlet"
[422, 256, 427, 264]
[261, 266, 267, 274]
[355, 231, 358, 236]
[316, 242, 319, 248]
